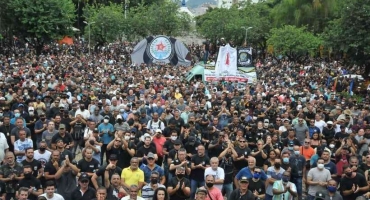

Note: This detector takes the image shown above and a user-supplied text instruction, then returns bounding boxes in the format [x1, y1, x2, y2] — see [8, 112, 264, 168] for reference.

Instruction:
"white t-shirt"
[204, 167, 225, 191]
[121, 196, 145, 200]
[39, 193, 65, 200]
[314, 120, 326, 133]
[14, 138, 33, 163]
[34, 150, 52, 167]
[0, 133, 9, 162]
[75, 109, 91, 119]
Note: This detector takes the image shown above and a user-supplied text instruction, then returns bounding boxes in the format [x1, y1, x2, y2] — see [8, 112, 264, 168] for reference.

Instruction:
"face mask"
[124, 136, 130, 141]
[274, 163, 281, 169]
[177, 174, 184, 179]
[117, 119, 123, 123]
[14, 113, 20, 118]
[345, 172, 352, 177]
[171, 136, 177, 141]
[0, 113, 3, 117]
[104, 119, 109, 123]
[150, 179, 158, 184]
[206, 182, 214, 188]
[288, 147, 293, 150]
[253, 173, 260, 179]
[24, 93, 28, 96]
[29, 111, 34, 116]
[80, 106, 85, 110]
[41, 117, 46, 121]
[240, 117, 245, 120]
[294, 151, 300, 155]
[327, 186, 337, 193]
[282, 176, 290, 182]
[329, 144, 335, 148]
[283, 157, 289, 163]
[317, 164, 324, 169]
[24, 173, 32, 179]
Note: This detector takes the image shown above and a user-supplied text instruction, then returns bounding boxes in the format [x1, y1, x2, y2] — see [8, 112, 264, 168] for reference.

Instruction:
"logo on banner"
[148, 36, 174, 60]
[237, 47, 252, 67]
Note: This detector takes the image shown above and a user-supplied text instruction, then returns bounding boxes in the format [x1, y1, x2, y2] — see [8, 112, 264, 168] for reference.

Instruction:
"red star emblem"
[156, 42, 166, 51]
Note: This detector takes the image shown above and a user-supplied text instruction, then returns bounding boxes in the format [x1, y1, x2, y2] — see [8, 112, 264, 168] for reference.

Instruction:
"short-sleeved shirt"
[71, 186, 96, 200]
[272, 180, 297, 200]
[168, 177, 191, 200]
[340, 173, 367, 199]
[248, 178, 265, 197]
[307, 167, 331, 196]
[190, 154, 210, 182]
[121, 167, 144, 193]
[0, 181, 6, 197]
[51, 133, 74, 146]
[266, 166, 285, 195]
[21, 159, 42, 178]
[10, 126, 31, 140]
[0, 163, 24, 193]
[142, 184, 166, 200]
[95, 165, 122, 188]
[204, 167, 225, 191]
[17, 177, 42, 200]
[140, 164, 165, 183]
[14, 138, 33, 162]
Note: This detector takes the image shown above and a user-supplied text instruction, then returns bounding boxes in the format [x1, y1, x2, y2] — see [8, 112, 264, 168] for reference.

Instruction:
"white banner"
[215, 44, 237, 77]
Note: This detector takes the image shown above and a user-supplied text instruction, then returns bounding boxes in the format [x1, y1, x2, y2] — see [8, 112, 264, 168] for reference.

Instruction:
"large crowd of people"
[0, 40, 369, 200]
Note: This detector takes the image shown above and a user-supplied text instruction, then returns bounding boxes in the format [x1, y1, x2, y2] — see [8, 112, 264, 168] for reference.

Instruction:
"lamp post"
[241, 26, 253, 46]
[83, 21, 95, 55]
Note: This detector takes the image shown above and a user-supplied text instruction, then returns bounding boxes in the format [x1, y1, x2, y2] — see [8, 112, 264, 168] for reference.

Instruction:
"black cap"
[109, 154, 118, 160]
[315, 191, 325, 200]
[93, 128, 99, 133]
[174, 139, 182, 145]
[79, 172, 89, 181]
[240, 176, 249, 183]
[104, 115, 110, 120]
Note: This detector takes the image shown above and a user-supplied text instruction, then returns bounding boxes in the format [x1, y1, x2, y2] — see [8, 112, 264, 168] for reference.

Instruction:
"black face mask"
[345, 172, 352, 177]
[241, 117, 245, 120]
[274, 163, 281, 169]
[177, 174, 185, 179]
[39, 147, 46, 152]
[80, 107, 85, 110]
[40, 117, 46, 121]
[206, 182, 214, 188]
[150, 179, 158, 184]
[117, 119, 123, 123]
[24, 173, 32, 179]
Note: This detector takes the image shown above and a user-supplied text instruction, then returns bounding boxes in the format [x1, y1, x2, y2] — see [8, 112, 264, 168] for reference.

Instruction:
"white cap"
[327, 121, 333, 125]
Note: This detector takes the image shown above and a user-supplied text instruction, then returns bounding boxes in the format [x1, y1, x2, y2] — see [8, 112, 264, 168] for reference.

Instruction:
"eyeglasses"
[81, 180, 89, 183]
[304, 141, 310, 144]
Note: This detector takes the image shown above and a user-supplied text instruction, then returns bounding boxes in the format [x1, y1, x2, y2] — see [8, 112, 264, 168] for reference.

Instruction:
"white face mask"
[329, 144, 335, 148]
[124, 136, 130, 141]
[29, 111, 34, 116]
[171, 136, 177, 141]
[317, 164, 324, 169]
[103, 119, 109, 123]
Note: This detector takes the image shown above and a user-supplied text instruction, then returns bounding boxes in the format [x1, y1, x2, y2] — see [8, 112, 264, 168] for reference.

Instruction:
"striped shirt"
[141, 184, 165, 200]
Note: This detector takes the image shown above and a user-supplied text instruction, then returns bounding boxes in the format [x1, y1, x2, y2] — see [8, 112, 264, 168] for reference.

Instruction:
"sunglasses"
[81, 180, 89, 183]
[239, 141, 246, 143]
[304, 141, 310, 144]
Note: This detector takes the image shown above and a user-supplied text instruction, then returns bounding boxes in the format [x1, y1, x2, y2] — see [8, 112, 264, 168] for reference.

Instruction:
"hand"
[239, 155, 245, 160]
[181, 161, 187, 166]
[175, 182, 180, 190]
[53, 161, 59, 168]
[65, 156, 70, 166]
[181, 183, 185, 190]
[28, 187, 34, 193]
[197, 164, 203, 168]
[354, 184, 360, 193]
[352, 184, 357, 193]
[253, 190, 259, 197]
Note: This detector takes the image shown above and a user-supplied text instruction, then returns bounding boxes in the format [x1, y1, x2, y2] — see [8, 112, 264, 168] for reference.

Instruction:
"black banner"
[237, 47, 252, 67]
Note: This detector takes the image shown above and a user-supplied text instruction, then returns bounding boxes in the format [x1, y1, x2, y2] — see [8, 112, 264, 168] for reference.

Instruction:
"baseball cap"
[104, 115, 110, 120]
[240, 176, 249, 183]
[327, 121, 333, 125]
[315, 191, 325, 200]
[147, 152, 155, 159]
[174, 139, 182, 145]
[79, 172, 89, 181]
[109, 154, 118, 160]
[59, 124, 66, 129]
[196, 187, 208, 195]
[155, 129, 162, 134]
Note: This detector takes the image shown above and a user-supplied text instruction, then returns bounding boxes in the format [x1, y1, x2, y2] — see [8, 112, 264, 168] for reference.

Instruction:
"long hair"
[152, 187, 169, 200]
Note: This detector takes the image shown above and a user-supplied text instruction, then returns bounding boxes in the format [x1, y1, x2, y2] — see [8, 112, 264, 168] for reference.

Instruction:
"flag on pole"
[332, 76, 338, 91]
[215, 44, 237, 77]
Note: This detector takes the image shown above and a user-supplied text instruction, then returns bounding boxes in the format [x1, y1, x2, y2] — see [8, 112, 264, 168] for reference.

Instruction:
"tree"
[267, 25, 322, 61]
[6, 0, 76, 54]
[83, 3, 125, 46]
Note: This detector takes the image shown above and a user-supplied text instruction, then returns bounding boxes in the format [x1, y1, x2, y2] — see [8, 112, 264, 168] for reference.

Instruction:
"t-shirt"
[39, 193, 65, 200]
[190, 155, 210, 182]
[266, 166, 285, 195]
[14, 138, 33, 163]
[21, 159, 42, 178]
[34, 150, 51, 168]
[204, 167, 225, 191]
[272, 180, 297, 200]
[340, 173, 367, 200]
[168, 177, 191, 200]
[307, 167, 331, 196]
[17, 177, 42, 200]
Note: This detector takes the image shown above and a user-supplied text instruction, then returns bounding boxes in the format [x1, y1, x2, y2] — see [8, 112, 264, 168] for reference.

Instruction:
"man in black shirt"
[105, 174, 127, 200]
[0, 116, 15, 151]
[71, 172, 97, 200]
[44, 150, 61, 184]
[229, 177, 254, 200]
[190, 145, 210, 199]
[247, 167, 265, 199]
[16, 165, 43, 200]
[51, 124, 74, 150]
[21, 148, 42, 179]
[233, 137, 251, 173]
[340, 165, 368, 200]
[136, 135, 157, 163]
[167, 167, 191, 200]
[77, 147, 100, 188]
[107, 134, 135, 169]
[91, 154, 122, 189]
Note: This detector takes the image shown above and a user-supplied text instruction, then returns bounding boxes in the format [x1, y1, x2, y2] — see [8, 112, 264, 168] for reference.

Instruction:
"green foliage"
[195, 2, 272, 48]
[322, 0, 370, 61]
[6, 0, 75, 44]
[270, 0, 338, 33]
[83, 3, 125, 44]
[267, 25, 322, 59]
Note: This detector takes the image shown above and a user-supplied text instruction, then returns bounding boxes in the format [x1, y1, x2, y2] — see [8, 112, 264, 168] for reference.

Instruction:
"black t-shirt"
[340, 173, 367, 200]
[219, 156, 234, 184]
[71, 186, 96, 200]
[51, 133, 74, 146]
[282, 138, 301, 147]
[190, 154, 210, 182]
[170, 159, 191, 177]
[184, 142, 200, 157]
[21, 159, 42, 178]
[0, 181, 5, 196]
[136, 145, 157, 157]
[59, 149, 74, 162]
[77, 158, 100, 174]
[164, 140, 176, 153]
[107, 142, 134, 169]
[95, 165, 122, 187]
[229, 189, 254, 200]
[168, 177, 191, 200]
[61, 118, 72, 132]
[233, 146, 251, 171]
[169, 117, 185, 129]
[44, 160, 61, 178]
[168, 149, 180, 161]
[17, 177, 42, 200]
[251, 148, 267, 167]
[247, 178, 265, 195]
